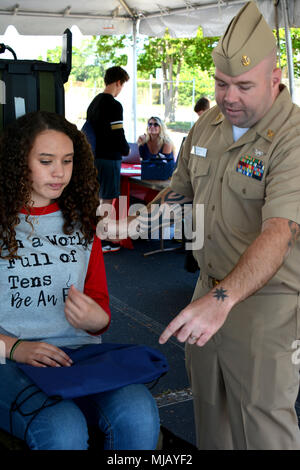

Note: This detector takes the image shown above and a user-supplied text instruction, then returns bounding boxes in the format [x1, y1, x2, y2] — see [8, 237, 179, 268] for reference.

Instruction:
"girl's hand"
[12, 341, 73, 368]
[64, 285, 109, 333]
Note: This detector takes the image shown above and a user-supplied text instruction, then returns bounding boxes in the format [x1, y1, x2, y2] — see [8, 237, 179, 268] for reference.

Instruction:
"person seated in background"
[137, 116, 175, 162]
[194, 97, 210, 116]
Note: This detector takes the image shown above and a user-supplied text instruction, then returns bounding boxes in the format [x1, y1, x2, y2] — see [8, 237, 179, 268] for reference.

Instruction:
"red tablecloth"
[120, 163, 141, 177]
[113, 164, 141, 249]
[113, 163, 163, 249]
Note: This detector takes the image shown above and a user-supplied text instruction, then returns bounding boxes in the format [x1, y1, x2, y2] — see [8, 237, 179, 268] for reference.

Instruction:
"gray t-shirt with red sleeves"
[0, 208, 102, 348]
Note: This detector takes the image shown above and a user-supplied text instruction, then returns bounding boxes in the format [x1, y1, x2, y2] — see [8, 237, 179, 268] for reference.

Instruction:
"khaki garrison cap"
[212, 1, 276, 76]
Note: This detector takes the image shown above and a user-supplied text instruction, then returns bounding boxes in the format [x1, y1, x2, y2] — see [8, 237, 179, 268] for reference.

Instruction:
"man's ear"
[271, 67, 282, 88]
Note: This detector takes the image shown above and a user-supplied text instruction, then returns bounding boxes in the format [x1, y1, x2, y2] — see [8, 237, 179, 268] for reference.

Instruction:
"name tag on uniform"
[192, 146, 207, 158]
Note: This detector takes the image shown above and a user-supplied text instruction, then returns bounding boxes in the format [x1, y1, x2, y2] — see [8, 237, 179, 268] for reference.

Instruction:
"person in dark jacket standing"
[87, 66, 130, 253]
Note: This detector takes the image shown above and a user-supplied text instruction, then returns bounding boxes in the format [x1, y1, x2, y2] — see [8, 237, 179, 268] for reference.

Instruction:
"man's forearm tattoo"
[164, 191, 187, 205]
[213, 287, 228, 302]
[137, 191, 187, 235]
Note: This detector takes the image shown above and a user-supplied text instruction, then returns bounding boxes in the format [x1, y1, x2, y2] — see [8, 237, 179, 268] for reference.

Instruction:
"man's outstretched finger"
[159, 322, 184, 344]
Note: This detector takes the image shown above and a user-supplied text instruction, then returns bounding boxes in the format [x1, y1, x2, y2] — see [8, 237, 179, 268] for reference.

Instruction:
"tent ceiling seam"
[0, 9, 130, 21]
[117, 0, 135, 18]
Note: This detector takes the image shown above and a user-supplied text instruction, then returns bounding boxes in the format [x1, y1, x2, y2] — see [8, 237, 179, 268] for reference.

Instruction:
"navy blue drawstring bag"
[81, 120, 96, 156]
[141, 157, 175, 180]
[17, 343, 168, 399]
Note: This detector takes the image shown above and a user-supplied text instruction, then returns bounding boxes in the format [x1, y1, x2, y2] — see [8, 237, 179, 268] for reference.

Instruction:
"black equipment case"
[0, 29, 72, 131]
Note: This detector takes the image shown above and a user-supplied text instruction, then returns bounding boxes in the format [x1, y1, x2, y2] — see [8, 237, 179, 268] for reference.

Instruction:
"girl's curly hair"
[0, 111, 100, 259]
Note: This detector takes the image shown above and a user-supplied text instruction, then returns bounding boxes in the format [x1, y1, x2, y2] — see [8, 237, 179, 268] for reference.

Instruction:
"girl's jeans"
[0, 359, 160, 450]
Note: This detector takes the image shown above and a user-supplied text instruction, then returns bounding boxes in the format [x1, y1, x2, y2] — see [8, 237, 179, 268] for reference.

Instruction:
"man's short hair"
[104, 66, 130, 86]
[194, 97, 210, 114]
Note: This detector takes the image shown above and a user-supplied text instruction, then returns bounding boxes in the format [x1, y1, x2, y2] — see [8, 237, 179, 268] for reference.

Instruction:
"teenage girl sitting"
[0, 111, 160, 450]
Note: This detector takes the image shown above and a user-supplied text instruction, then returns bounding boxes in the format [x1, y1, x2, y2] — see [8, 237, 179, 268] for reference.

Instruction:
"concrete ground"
[102, 237, 199, 448]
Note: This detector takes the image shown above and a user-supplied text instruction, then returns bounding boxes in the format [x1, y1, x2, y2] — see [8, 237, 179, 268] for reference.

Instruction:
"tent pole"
[281, 0, 295, 101]
[132, 19, 138, 141]
[274, 0, 281, 68]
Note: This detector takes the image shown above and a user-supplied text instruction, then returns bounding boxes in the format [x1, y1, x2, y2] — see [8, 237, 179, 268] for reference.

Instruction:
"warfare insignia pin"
[236, 155, 264, 181]
[241, 55, 251, 66]
[254, 148, 264, 157]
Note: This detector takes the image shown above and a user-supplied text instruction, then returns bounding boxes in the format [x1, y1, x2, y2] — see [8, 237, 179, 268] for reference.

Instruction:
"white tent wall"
[0, 0, 298, 138]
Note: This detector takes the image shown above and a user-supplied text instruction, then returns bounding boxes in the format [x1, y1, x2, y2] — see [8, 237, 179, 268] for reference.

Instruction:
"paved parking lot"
[102, 238, 198, 448]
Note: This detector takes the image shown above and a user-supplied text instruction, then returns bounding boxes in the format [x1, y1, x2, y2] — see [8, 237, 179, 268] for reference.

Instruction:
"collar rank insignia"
[236, 155, 264, 181]
[215, 113, 223, 123]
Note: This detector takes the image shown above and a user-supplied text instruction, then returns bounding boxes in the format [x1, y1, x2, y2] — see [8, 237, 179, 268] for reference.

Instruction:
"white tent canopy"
[0, 1, 298, 37]
[0, 0, 300, 37]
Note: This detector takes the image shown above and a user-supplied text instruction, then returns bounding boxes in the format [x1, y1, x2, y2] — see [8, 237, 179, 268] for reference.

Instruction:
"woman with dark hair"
[0, 111, 160, 450]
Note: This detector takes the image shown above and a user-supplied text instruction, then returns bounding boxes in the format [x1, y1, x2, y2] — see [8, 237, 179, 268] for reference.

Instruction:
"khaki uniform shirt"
[171, 86, 300, 294]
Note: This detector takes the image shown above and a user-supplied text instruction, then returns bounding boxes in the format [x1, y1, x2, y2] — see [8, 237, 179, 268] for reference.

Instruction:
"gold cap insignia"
[267, 129, 275, 138]
[241, 55, 251, 66]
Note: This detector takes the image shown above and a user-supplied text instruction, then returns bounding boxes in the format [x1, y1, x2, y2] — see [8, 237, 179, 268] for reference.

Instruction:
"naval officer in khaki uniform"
[157, 1, 300, 449]
[99, 0, 300, 449]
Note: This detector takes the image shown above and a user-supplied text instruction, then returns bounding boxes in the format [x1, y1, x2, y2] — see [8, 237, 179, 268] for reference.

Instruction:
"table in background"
[114, 164, 141, 249]
[116, 164, 180, 255]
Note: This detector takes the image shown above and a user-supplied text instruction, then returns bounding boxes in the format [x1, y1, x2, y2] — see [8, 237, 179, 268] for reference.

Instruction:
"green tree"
[45, 35, 131, 88]
[71, 39, 104, 86]
[137, 28, 218, 121]
[45, 38, 104, 88]
[94, 35, 130, 67]
[277, 28, 300, 78]
[177, 62, 215, 107]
